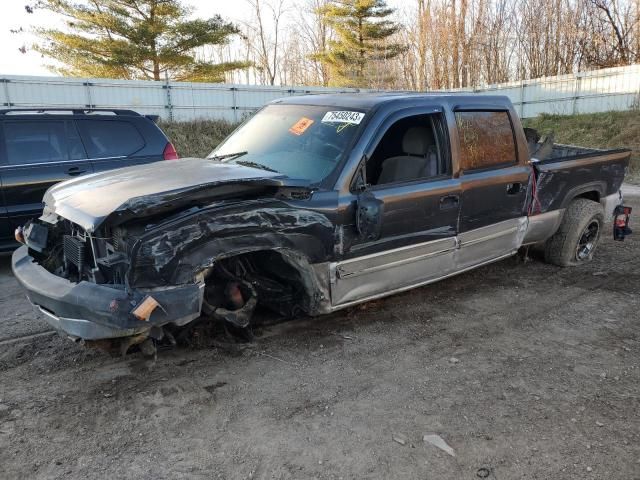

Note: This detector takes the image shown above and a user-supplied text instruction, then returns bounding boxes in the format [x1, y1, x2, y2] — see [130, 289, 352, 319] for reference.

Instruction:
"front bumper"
[11, 246, 204, 340]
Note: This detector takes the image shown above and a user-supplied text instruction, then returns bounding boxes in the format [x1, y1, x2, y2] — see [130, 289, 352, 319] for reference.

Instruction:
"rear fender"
[535, 171, 606, 212]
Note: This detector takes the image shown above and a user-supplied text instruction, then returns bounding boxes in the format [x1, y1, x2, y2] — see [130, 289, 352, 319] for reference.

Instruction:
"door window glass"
[77, 120, 145, 158]
[455, 111, 517, 170]
[368, 114, 446, 186]
[4, 121, 68, 165]
[67, 122, 87, 160]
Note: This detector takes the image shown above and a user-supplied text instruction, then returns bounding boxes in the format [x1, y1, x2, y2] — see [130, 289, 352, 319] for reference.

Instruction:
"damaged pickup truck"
[12, 93, 633, 353]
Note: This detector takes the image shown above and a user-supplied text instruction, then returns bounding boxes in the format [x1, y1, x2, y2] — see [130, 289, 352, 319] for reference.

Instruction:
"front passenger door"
[332, 110, 461, 307]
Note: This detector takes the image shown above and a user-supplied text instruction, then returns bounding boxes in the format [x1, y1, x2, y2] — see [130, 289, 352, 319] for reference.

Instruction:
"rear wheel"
[544, 198, 604, 267]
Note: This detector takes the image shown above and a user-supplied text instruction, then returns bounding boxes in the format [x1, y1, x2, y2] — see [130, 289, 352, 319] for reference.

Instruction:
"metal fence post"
[164, 72, 173, 121]
[519, 80, 525, 118]
[1, 78, 11, 107]
[83, 81, 93, 108]
[572, 74, 582, 115]
[231, 87, 238, 123]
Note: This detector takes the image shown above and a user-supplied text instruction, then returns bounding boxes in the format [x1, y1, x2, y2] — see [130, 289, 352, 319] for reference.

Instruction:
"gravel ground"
[0, 196, 638, 480]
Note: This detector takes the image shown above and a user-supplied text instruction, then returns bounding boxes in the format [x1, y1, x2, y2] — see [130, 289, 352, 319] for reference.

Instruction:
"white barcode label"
[321, 111, 365, 125]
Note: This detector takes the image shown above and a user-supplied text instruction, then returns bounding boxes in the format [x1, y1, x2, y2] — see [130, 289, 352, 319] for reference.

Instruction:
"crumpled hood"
[41, 158, 307, 232]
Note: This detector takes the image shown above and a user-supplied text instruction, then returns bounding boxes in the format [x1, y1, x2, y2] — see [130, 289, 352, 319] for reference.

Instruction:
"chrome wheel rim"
[576, 220, 600, 261]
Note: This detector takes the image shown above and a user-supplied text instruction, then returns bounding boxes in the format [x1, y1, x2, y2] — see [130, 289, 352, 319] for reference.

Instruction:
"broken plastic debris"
[131, 295, 160, 321]
[392, 433, 407, 446]
[423, 433, 456, 457]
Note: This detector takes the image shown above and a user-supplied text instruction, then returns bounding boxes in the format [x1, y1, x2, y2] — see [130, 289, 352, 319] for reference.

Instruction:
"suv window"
[77, 120, 145, 158]
[368, 113, 446, 186]
[455, 111, 516, 171]
[4, 121, 69, 165]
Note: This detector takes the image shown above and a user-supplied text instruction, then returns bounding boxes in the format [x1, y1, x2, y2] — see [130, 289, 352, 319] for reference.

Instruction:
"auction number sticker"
[321, 111, 365, 125]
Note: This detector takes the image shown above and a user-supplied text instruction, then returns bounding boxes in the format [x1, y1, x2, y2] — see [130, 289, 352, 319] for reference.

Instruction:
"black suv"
[0, 108, 178, 251]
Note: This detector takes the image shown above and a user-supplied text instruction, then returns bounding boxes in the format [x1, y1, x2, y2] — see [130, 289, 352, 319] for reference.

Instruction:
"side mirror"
[356, 191, 383, 241]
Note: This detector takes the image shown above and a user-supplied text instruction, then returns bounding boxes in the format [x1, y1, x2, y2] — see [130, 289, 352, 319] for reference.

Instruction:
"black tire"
[544, 198, 604, 267]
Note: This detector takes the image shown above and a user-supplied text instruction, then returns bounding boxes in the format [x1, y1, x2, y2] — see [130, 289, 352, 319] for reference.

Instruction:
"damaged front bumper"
[11, 246, 204, 340]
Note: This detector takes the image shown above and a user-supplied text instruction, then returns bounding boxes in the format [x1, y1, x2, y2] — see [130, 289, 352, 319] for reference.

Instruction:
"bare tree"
[244, 0, 288, 85]
[234, 0, 639, 89]
[582, 0, 639, 67]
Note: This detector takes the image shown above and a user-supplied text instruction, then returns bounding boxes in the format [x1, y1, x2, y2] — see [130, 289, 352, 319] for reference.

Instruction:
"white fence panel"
[468, 64, 640, 117]
[1, 64, 638, 121]
[0, 74, 374, 121]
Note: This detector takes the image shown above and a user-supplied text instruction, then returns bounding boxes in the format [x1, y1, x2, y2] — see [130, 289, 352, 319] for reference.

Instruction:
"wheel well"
[205, 249, 317, 318]
[575, 190, 600, 203]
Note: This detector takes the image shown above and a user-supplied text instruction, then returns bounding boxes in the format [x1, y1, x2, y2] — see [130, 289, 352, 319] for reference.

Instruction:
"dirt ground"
[1, 196, 639, 480]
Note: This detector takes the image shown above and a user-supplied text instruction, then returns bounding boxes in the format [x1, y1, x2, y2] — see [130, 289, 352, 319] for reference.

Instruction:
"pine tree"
[314, 0, 404, 87]
[31, 0, 248, 82]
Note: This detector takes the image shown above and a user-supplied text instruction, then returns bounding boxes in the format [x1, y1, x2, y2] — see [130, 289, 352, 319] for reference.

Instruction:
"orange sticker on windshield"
[289, 117, 314, 136]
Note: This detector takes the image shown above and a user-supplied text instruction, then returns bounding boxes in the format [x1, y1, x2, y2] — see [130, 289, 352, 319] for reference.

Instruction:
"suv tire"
[544, 198, 605, 267]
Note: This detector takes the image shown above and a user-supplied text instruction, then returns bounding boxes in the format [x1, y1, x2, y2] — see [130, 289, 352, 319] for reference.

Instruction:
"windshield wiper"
[234, 160, 279, 173]
[209, 151, 248, 161]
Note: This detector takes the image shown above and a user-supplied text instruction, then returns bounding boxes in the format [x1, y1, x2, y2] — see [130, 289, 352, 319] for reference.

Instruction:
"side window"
[455, 111, 516, 171]
[4, 121, 69, 165]
[77, 120, 145, 158]
[67, 122, 87, 160]
[368, 113, 446, 186]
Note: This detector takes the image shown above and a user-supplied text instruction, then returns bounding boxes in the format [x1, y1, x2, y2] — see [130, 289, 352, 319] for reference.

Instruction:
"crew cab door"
[0, 119, 94, 233]
[332, 109, 461, 307]
[453, 109, 531, 268]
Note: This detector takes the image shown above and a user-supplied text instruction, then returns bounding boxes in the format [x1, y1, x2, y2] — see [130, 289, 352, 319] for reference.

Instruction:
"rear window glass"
[4, 121, 68, 165]
[455, 111, 516, 170]
[77, 120, 145, 158]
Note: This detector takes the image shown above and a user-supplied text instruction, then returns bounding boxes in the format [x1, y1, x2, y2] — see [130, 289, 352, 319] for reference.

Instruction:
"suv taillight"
[163, 142, 179, 160]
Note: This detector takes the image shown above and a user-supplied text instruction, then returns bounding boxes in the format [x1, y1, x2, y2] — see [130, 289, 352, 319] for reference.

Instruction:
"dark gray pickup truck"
[12, 93, 633, 353]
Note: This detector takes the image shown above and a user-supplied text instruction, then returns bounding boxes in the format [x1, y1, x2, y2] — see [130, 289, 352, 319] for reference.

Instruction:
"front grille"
[63, 235, 87, 272]
[112, 228, 125, 252]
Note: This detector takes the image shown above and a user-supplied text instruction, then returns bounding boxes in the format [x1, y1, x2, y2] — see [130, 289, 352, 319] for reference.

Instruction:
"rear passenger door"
[454, 110, 531, 268]
[0, 119, 94, 231]
[76, 119, 150, 172]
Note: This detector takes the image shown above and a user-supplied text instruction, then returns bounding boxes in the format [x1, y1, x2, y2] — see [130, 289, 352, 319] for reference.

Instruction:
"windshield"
[209, 104, 367, 184]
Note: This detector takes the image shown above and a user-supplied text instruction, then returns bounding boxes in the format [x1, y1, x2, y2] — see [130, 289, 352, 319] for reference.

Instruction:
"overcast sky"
[0, 1, 254, 77]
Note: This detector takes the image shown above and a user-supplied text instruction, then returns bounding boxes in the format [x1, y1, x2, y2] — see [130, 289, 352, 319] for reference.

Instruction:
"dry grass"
[159, 120, 238, 158]
[524, 110, 640, 183]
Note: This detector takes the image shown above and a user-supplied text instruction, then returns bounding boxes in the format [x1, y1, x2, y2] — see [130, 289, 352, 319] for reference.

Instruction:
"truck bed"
[533, 142, 630, 213]
[539, 143, 628, 163]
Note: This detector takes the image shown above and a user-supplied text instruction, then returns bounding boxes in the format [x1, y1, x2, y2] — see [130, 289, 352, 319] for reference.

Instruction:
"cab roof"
[270, 92, 513, 111]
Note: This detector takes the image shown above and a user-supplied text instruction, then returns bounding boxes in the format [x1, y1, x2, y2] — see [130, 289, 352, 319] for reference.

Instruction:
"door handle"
[506, 182, 522, 195]
[66, 166, 86, 176]
[439, 194, 459, 210]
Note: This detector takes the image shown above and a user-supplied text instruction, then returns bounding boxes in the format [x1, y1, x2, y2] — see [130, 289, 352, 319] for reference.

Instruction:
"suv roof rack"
[0, 108, 141, 116]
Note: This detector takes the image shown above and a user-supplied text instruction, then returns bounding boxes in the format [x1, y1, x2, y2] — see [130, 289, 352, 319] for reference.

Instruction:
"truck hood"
[41, 158, 309, 232]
